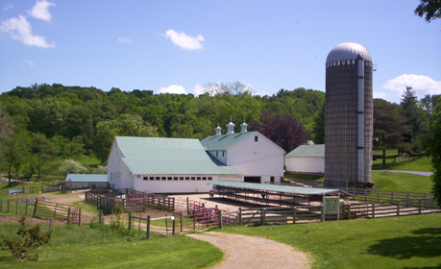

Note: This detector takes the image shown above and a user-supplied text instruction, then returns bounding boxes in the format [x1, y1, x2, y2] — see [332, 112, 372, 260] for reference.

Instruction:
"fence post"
[172, 197, 175, 213]
[261, 208, 265, 226]
[364, 189, 367, 202]
[33, 200, 38, 217]
[218, 210, 223, 229]
[180, 212, 183, 232]
[67, 207, 71, 224]
[99, 210, 102, 223]
[372, 203, 375, 218]
[146, 215, 150, 240]
[143, 198, 146, 212]
[293, 207, 296, 224]
[418, 199, 422, 214]
[172, 217, 175, 235]
[16, 200, 18, 214]
[239, 207, 242, 226]
[321, 206, 325, 222]
[397, 201, 400, 216]
[128, 212, 132, 230]
[78, 208, 81, 226]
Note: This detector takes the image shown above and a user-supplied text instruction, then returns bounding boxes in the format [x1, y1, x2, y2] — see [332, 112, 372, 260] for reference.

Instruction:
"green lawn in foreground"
[0, 221, 223, 269]
[371, 171, 433, 193]
[224, 213, 441, 269]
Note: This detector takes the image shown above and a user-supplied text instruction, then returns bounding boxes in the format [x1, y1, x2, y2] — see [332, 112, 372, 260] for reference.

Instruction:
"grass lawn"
[0, 221, 223, 269]
[372, 149, 431, 172]
[224, 213, 441, 269]
[371, 171, 433, 193]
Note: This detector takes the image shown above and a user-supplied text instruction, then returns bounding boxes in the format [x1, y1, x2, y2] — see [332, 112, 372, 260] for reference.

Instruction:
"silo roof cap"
[326, 42, 372, 64]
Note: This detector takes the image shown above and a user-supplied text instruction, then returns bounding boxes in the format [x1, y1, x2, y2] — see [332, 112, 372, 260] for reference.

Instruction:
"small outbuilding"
[285, 142, 324, 173]
[65, 174, 108, 190]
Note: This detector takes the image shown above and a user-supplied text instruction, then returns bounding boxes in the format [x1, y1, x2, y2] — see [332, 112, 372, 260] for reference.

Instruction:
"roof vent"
[226, 120, 235, 135]
[215, 124, 222, 136]
[240, 121, 248, 133]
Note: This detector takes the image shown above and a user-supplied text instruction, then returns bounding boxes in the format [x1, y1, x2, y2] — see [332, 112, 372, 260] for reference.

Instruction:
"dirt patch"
[186, 232, 311, 269]
[0, 215, 65, 224]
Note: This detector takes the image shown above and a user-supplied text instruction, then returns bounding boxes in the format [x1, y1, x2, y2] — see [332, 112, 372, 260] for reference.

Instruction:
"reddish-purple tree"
[249, 111, 309, 153]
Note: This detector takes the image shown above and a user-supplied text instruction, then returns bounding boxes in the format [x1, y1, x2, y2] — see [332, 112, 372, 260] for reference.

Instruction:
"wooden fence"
[33, 200, 81, 225]
[85, 189, 175, 213]
[340, 187, 438, 209]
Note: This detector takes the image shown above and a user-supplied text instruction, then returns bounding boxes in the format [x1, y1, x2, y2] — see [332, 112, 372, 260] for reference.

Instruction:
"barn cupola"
[226, 118, 235, 135]
[215, 124, 222, 136]
[240, 120, 248, 133]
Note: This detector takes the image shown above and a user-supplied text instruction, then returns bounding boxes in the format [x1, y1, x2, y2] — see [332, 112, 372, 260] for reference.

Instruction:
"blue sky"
[0, 0, 440, 103]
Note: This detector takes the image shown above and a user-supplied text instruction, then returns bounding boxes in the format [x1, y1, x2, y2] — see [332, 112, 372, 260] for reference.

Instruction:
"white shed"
[285, 144, 324, 173]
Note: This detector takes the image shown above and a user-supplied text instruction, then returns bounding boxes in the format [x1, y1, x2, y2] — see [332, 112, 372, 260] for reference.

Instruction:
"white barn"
[107, 121, 285, 193]
[285, 143, 325, 173]
[201, 121, 285, 184]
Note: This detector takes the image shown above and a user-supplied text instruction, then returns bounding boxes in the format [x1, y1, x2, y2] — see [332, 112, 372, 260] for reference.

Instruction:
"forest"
[0, 82, 439, 184]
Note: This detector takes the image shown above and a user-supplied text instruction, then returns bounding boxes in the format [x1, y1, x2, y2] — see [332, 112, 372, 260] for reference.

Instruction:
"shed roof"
[115, 137, 242, 175]
[65, 174, 108, 182]
[285, 144, 324, 158]
[201, 131, 255, 151]
[208, 180, 345, 195]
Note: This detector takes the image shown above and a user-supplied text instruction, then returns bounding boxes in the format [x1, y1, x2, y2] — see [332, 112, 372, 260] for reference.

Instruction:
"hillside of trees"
[0, 82, 439, 184]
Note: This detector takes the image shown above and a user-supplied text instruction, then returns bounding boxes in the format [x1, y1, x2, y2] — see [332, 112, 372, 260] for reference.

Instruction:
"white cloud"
[159, 85, 187, 94]
[118, 37, 132, 44]
[0, 15, 55, 48]
[164, 30, 204, 50]
[193, 84, 206, 95]
[25, 60, 35, 67]
[3, 4, 13, 11]
[28, 0, 55, 22]
[382, 74, 441, 99]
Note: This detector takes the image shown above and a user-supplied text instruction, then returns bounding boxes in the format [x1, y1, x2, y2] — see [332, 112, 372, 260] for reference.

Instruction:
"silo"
[324, 42, 373, 187]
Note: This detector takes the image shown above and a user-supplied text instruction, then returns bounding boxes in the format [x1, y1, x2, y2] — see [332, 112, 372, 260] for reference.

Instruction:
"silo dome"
[326, 42, 372, 64]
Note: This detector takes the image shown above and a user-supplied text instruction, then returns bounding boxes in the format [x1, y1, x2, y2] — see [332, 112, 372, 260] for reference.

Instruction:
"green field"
[0, 221, 223, 268]
[371, 171, 433, 193]
[224, 213, 441, 269]
[372, 150, 431, 172]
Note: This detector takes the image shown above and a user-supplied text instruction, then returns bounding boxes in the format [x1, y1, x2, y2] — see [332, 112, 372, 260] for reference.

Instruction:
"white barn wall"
[107, 141, 133, 190]
[227, 133, 285, 183]
[285, 157, 324, 173]
[133, 175, 242, 193]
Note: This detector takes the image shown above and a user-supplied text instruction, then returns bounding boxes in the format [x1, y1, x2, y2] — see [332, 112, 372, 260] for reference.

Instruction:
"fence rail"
[33, 200, 81, 225]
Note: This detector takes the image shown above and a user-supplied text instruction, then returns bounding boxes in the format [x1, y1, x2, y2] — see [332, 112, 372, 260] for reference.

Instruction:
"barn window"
[179, 177, 184, 180]
[173, 177, 178, 180]
[191, 177, 195, 180]
[208, 177, 212, 180]
[149, 177, 155, 181]
[156, 177, 160, 180]
[222, 151, 225, 157]
[168, 177, 172, 180]
[216, 151, 218, 157]
[185, 177, 190, 180]
[197, 177, 201, 180]
[162, 177, 166, 180]
[255, 136, 258, 142]
[202, 177, 207, 180]
[143, 177, 148, 181]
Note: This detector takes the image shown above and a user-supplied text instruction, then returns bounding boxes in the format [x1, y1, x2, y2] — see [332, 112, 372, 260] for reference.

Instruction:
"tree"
[31, 133, 60, 181]
[0, 102, 14, 147]
[400, 87, 428, 153]
[415, 0, 441, 22]
[373, 99, 410, 164]
[94, 114, 158, 163]
[425, 96, 441, 206]
[63, 136, 85, 160]
[0, 132, 30, 186]
[311, 104, 325, 144]
[249, 111, 308, 153]
[58, 159, 87, 175]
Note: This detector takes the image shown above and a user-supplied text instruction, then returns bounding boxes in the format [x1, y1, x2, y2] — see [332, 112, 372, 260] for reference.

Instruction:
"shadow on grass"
[367, 228, 441, 259]
[402, 265, 441, 269]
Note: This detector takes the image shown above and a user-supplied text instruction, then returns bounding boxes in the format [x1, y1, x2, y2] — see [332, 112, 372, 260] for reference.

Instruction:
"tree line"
[0, 83, 439, 193]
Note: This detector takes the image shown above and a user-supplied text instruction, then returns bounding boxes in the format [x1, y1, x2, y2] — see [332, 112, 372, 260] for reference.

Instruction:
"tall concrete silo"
[324, 42, 373, 187]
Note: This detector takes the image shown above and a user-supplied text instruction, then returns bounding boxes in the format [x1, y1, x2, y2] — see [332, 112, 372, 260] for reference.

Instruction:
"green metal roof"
[201, 131, 255, 151]
[115, 137, 242, 175]
[208, 180, 343, 195]
[65, 174, 108, 182]
[285, 144, 325, 158]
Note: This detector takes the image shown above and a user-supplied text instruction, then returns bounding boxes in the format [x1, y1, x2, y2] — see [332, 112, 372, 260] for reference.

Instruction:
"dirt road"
[187, 232, 311, 269]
